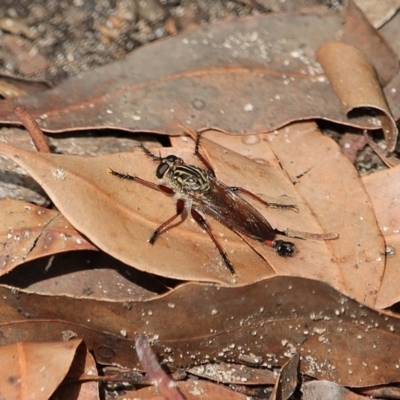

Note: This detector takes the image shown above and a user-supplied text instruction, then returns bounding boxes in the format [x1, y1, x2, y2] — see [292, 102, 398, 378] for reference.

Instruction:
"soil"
[0, 0, 267, 85]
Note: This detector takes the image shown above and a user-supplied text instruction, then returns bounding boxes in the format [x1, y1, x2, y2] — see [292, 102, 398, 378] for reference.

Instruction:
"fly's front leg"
[190, 207, 236, 277]
[228, 186, 298, 212]
[108, 168, 174, 194]
[108, 168, 179, 243]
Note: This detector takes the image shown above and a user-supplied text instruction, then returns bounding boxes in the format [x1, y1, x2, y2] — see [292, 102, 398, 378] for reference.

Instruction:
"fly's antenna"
[138, 143, 162, 162]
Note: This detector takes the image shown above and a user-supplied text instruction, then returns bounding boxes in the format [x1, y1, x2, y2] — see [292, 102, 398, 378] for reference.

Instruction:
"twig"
[135, 334, 186, 400]
[14, 106, 51, 153]
[362, 130, 399, 168]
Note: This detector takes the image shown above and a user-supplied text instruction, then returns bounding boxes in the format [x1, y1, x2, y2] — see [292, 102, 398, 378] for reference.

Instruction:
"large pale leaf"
[0, 122, 385, 306]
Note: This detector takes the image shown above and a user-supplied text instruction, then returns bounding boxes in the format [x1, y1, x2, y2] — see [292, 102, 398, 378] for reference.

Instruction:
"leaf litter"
[0, 2, 397, 148]
[0, 276, 400, 387]
[0, 115, 396, 395]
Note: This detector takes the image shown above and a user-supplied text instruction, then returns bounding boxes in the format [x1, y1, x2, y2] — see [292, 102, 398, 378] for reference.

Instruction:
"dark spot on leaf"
[191, 98, 206, 110]
[96, 345, 116, 360]
[8, 376, 20, 386]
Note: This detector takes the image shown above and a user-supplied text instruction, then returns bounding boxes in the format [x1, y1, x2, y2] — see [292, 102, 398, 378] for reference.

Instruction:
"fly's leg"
[193, 132, 295, 259]
[108, 168, 174, 194]
[138, 143, 162, 162]
[194, 132, 216, 177]
[227, 185, 297, 255]
[108, 168, 179, 244]
[228, 186, 298, 212]
[179, 125, 215, 175]
[110, 164, 237, 275]
[190, 207, 236, 277]
[148, 199, 185, 244]
[190, 126, 296, 211]
[194, 133, 297, 211]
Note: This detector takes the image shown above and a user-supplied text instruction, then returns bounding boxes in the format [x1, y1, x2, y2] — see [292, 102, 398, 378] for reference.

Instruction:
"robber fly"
[108, 133, 297, 277]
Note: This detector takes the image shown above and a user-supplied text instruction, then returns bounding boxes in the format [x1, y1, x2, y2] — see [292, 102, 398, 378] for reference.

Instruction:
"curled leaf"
[317, 41, 398, 151]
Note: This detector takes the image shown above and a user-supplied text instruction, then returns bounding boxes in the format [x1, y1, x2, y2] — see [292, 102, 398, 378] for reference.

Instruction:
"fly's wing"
[192, 177, 276, 242]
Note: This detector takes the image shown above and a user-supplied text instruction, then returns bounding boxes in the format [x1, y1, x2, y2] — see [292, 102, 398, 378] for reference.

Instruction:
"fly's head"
[156, 155, 210, 193]
[156, 155, 182, 180]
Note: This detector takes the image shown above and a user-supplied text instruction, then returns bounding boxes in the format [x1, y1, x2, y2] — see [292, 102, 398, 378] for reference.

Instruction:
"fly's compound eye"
[157, 155, 181, 178]
[156, 162, 170, 178]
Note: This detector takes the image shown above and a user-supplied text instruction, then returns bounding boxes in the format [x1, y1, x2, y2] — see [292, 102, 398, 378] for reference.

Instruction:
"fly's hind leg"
[190, 207, 236, 277]
[226, 186, 297, 254]
[228, 186, 298, 212]
[185, 126, 296, 211]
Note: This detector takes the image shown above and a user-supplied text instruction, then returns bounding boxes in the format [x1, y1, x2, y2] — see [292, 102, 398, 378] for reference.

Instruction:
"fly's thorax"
[156, 154, 210, 194]
[170, 164, 210, 193]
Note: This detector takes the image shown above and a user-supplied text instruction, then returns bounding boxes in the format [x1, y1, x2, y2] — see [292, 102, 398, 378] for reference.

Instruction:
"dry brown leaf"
[301, 380, 370, 399]
[362, 166, 400, 308]
[0, 76, 50, 98]
[188, 362, 276, 385]
[341, 0, 399, 86]
[0, 339, 82, 400]
[0, 79, 28, 98]
[270, 353, 299, 400]
[380, 7, 400, 58]
[355, 0, 400, 27]
[0, 198, 96, 275]
[0, 251, 163, 301]
[0, 277, 400, 387]
[360, 385, 400, 398]
[263, 123, 384, 307]
[317, 41, 397, 150]
[0, 319, 134, 368]
[53, 341, 99, 400]
[0, 122, 386, 305]
[379, 11, 400, 138]
[0, 138, 274, 285]
[129, 380, 248, 400]
[0, 4, 397, 141]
